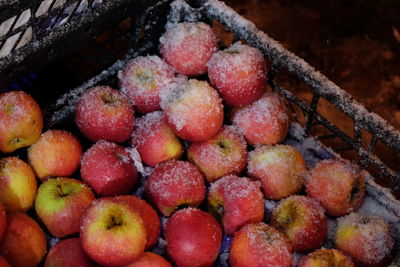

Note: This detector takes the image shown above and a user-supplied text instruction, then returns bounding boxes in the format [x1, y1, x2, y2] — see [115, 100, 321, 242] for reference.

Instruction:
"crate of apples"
[0, 13, 399, 267]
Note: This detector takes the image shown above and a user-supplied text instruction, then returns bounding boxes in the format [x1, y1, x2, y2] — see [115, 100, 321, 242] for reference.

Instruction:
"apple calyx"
[101, 92, 119, 107]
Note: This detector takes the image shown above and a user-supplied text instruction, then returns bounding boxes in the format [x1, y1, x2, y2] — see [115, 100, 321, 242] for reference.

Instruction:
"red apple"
[160, 22, 218, 76]
[114, 195, 161, 249]
[207, 175, 264, 235]
[0, 256, 11, 267]
[145, 160, 206, 216]
[80, 198, 147, 267]
[44, 238, 98, 267]
[0, 157, 37, 212]
[75, 86, 135, 143]
[0, 212, 47, 267]
[188, 126, 247, 183]
[306, 158, 366, 217]
[298, 248, 355, 267]
[248, 144, 306, 200]
[126, 252, 171, 267]
[270, 195, 327, 253]
[230, 222, 292, 267]
[0, 204, 5, 243]
[166, 208, 222, 267]
[0, 91, 43, 153]
[132, 111, 183, 167]
[35, 177, 95, 238]
[119, 55, 176, 113]
[80, 140, 138, 197]
[208, 42, 267, 107]
[232, 92, 289, 145]
[27, 129, 82, 180]
[161, 79, 224, 142]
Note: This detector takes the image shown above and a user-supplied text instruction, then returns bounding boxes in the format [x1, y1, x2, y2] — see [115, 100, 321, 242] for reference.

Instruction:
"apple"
[298, 248, 355, 267]
[188, 126, 247, 183]
[132, 111, 183, 167]
[80, 198, 147, 267]
[0, 157, 37, 212]
[0, 212, 47, 267]
[161, 79, 224, 142]
[0, 204, 5, 243]
[75, 86, 135, 143]
[306, 158, 366, 217]
[166, 208, 222, 267]
[229, 222, 292, 267]
[0, 90, 43, 153]
[80, 140, 138, 197]
[126, 252, 171, 267]
[145, 160, 206, 216]
[44, 238, 98, 267]
[207, 175, 264, 235]
[208, 42, 267, 107]
[35, 177, 95, 238]
[247, 144, 306, 200]
[160, 22, 218, 76]
[27, 129, 82, 180]
[0, 256, 11, 267]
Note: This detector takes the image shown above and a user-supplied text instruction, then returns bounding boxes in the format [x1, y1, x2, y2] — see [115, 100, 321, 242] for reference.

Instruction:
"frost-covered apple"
[297, 248, 355, 267]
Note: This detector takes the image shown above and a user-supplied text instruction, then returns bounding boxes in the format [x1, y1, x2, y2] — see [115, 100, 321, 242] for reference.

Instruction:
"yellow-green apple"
[0, 157, 37, 212]
[161, 79, 224, 142]
[145, 160, 206, 216]
[0, 91, 43, 153]
[160, 22, 217, 76]
[334, 213, 394, 267]
[0, 212, 47, 267]
[166, 208, 222, 267]
[248, 144, 306, 200]
[306, 159, 366, 217]
[35, 177, 95, 238]
[131, 111, 183, 167]
[0, 256, 11, 267]
[229, 222, 292, 267]
[270, 195, 327, 253]
[80, 140, 138, 197]
[232, 92, 289, 145]
[208, 42, 267, 107]
[80, 198, 147, 267]
[114, 195, 160, 249]
[75, 86, 135, 143]
[207, 175, 264, 235]
[188, 126, 247, 183]
[119, 55, 176, 113]
[27, 130, 82, 180]
[44, 238, 98, 267]
[298, 248, 355, 267]
[0, 204, 5, 243]
[126, 252, 171, 267]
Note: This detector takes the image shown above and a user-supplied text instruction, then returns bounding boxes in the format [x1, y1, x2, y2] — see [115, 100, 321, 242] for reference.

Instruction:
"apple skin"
[0, 256, 11, 267]
[208, 42, 267, 107]
[232, 92, 289, 145]
[306, 159, 366, 217]
[334, 213, 394, 267]
[188, 126, 247, 183]
[247, 144, 306, 200]
[80, 140, 138, 197]
[114, 195, 161, 249]
[0, 212, 47, 267]
[75, 86, 135, 143]
[0, 91, 43, 153]
[132, 111, 183, 167]
[298, 248, 355, 267]
[229, 222, 292, 267]
[80, 198, 147, 267]
[270, 195, 327, 253]
[27, 130, 82, 180]
[166, 208, 222, 267]
[145, 160, 206, 216]
[161, 79, 224, 142]
[35, 177, 95, 238]
[0, 157, 37, 212]
[160, 22, 218, 76]
[207, 175, 264, 235]
[44, 238, 99, 267]
[0, 204, 5, 243]
[126, 252, 172, 267]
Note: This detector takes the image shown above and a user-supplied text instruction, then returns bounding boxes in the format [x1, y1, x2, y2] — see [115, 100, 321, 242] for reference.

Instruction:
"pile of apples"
[0, 21, 395, 267]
